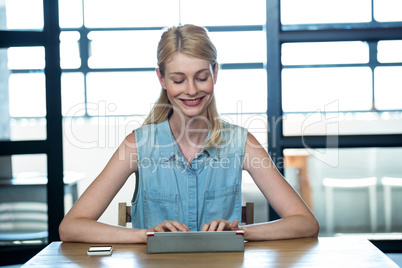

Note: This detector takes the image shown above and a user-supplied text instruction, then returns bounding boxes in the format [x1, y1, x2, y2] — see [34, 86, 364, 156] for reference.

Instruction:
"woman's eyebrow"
[169, 72, 185, 76]
[168, 68, 210, 76]
[195, 68, 211, 75]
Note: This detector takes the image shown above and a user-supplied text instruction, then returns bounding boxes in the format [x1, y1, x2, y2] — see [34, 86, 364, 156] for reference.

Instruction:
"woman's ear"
[156, 68, 167, 90]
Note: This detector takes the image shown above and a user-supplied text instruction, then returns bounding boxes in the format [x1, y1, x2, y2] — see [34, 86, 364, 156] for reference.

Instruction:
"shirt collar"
[157, 119, 214, 161]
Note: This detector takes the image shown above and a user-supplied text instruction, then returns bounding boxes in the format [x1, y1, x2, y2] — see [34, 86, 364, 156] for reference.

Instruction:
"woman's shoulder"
[133, 120, 167, 135]
[215, 120, 248, 152]
[132, 120, 171, 149]
[220, 120, 248, 139]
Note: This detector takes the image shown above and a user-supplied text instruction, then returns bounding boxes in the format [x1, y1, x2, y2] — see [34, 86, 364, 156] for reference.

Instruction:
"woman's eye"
[173, 80, 184, 84]
[197, 77, 208, 82]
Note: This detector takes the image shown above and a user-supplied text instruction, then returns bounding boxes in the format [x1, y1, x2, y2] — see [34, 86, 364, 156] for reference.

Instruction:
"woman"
[59, 24, 319, 243]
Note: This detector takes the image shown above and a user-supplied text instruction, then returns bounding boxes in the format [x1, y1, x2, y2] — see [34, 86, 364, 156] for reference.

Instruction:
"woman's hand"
[201, 219, 240, 231]
[147, 220, 191, 233]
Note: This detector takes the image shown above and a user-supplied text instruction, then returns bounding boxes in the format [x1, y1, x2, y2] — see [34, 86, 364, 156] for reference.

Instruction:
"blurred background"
[1, 0, 402, 265]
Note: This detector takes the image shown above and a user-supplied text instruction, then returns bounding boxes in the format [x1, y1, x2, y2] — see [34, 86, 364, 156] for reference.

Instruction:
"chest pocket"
[204, 184, 239, 223]
[143, 191, 179, 228]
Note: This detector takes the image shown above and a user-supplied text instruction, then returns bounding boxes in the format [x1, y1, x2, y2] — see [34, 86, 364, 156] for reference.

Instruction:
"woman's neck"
[168, 113, 210, 147]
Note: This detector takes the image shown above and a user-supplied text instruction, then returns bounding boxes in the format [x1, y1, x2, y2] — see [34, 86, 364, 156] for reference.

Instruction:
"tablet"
[146, 230, 245, 254]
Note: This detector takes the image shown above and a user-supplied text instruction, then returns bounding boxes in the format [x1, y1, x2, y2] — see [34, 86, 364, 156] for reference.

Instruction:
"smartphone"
[87, 246, 113, 256]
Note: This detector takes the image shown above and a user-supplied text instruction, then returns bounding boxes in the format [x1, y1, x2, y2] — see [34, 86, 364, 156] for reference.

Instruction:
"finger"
[163, 221, 179, 232]
[170, 221, 189, 232]
[207, 220, 219, 231]
[201, 223, 210, 231]
[232, 219, 239, 229]
[181, 223, 191, 232]
[217, 220, 227, 231]
[154, 225, 165, 232]
[216, 221, 224, 231]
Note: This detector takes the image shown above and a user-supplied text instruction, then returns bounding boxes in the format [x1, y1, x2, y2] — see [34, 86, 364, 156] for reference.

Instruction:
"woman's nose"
[185, 80, 198, 95]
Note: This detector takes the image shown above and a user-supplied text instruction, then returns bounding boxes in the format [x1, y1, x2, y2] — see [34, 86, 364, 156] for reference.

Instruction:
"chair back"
[118, 202, 131, 226]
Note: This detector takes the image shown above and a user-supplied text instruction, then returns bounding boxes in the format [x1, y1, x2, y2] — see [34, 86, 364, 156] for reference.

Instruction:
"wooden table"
[21, 237, 398, 267]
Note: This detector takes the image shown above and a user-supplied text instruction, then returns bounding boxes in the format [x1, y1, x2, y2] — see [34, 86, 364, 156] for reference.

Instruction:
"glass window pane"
[86, 72, 161, 116]
[377, 41, 402, 63]
[7, 47, 45, 70]
[281, 0, 372, 25]
[60, 31, 81, 69]
[283, 147, 402, 236]
[181, 0, 266, 26]
[0, 156, 12, 179]
[61, 73, 85, 116]
[374, 0, 402, 22]
[2, 0, 43, 30]
[1, 49, 47, 141]
[83, 0, 179, 28]
[215, 69, 267, 114]
[375, 67, 402, 110]
[59, 0, 83, 28]
[88, 31, 161, 69]
[9, 118, 47, 140]
[11, 154, 47, 176]
[282, 67, 372, 112]
[9, 73, 46, 117]
[0, 154, 48, 246]
[282, 42, 369, 66]
[1, 49, 11, 141]
[283, 111, 402, 136]
[209, 31, 266, 64]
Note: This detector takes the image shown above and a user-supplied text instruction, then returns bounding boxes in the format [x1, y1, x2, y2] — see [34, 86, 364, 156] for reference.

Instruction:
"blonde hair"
[144, 24, 225, 149]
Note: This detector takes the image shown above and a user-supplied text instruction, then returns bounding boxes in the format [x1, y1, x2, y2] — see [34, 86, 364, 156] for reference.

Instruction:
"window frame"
[267, 0, 402, 249]
[0, 0, 64, 261]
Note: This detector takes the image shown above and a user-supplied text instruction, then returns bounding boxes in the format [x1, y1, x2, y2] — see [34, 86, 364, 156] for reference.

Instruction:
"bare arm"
[240, 133, 319, 241]
[59, 133, 148, 243]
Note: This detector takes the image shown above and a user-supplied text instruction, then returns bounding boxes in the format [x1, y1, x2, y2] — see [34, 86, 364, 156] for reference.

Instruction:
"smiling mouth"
[179, 96, 205, 104]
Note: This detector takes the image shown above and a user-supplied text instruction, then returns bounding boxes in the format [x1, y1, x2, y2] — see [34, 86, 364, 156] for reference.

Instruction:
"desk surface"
[22, 237, 397, 267]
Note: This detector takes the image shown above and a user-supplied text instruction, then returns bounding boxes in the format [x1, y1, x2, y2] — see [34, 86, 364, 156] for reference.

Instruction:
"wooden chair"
[118, 202, 254, 227]
[118, 202, 132, 227]
[242, 202, 254, 225]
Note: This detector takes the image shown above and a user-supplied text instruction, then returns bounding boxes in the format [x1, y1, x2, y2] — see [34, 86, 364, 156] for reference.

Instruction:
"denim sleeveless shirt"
[131, 119, 248, 231]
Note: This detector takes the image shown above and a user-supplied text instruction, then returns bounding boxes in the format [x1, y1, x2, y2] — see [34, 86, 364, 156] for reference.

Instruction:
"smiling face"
[157, 52, 218, 121]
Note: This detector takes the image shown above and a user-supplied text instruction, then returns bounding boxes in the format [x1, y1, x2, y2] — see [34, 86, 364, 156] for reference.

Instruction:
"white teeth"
[183, 98, 201, 103]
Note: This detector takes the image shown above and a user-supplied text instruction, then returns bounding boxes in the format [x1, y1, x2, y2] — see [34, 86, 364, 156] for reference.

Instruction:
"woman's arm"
[59, 133, 148, 243]
[241, 133, 319, 241]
